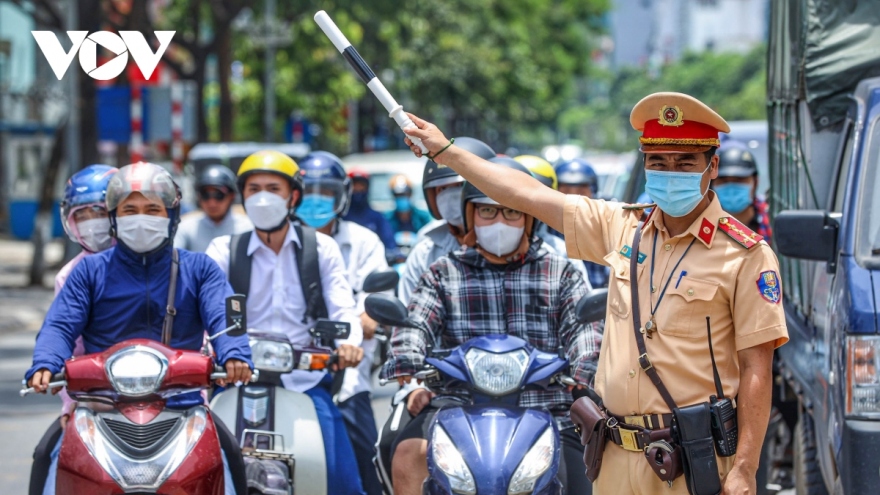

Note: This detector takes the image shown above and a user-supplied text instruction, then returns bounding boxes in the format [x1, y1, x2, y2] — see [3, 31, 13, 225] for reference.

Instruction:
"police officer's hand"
[722, 464, 756, 495]
[402, 113, 452, 159]
[334, 344, 364, 370]
[27, 369, 62, 394]
[216, 359, 252, 387]
[407, 388, 435, 416]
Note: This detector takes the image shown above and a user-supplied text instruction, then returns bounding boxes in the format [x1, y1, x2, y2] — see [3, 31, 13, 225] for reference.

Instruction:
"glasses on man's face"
[475, 205, 523, 221]
[199, 189, 229, 202]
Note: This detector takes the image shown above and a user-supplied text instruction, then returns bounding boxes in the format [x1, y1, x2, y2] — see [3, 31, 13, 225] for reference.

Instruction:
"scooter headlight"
[431, 426, 476, 495]
[74, 407, 207, 491]
[464, 348, 529, 396]
[105, 346, 168, 397]
[508, 427, 556, 494]
[249, 338, 295, 373]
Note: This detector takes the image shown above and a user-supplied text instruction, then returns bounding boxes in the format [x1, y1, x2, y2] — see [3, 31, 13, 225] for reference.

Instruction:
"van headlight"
[508, 427, 555, 494]
[465, 348, 529, 396]
[105, 346, 168, 397]
[249, 338, 294, 373]
[432, 426, 475, 494]
[847, 336, 880, 417]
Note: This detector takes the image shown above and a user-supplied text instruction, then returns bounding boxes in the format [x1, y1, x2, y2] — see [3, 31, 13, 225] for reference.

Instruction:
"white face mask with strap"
[245, 191, 291, 231]
[436, 187, 464, 228]
[116, 215, 169, 253]
[475, 222, 524, 257]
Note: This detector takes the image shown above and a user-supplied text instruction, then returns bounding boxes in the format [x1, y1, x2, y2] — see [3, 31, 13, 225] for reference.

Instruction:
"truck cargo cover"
[769, 0, 880, 128]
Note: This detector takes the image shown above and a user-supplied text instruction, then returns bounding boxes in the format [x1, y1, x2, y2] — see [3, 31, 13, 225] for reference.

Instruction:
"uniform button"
[664, 244, 671, 251]
[687, 288, 695, 296]
[628, 369, 636, 378]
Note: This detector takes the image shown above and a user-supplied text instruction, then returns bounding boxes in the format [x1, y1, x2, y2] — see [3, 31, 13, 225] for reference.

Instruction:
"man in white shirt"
[175, 165, 252, 252]
[295, 151, 388, 495]
[206, 150, 366, 495]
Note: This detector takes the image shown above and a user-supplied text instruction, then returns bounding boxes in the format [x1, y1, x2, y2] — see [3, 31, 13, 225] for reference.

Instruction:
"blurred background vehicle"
[341, 151, 427, 213]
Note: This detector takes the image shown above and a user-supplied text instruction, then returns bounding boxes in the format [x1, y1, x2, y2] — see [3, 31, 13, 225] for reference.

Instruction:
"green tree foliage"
[229, 0, 609, 153]
[561, 45, 767, 151]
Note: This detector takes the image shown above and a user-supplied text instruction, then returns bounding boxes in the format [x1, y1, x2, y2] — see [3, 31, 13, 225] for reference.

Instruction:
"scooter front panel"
[427, 405, 562, 495]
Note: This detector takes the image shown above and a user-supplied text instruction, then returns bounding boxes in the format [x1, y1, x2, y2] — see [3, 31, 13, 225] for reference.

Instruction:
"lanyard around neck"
[649, 232, 697, 318]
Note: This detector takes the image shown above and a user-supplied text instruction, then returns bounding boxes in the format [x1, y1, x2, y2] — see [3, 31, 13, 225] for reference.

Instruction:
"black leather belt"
[610, 412, 673, 430]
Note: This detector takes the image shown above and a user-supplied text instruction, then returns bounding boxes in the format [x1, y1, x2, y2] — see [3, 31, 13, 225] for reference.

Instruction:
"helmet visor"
[302, 180, 347, 215]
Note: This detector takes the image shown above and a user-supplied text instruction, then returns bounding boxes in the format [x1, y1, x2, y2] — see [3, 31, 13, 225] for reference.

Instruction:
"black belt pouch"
[673, 403, 722, 495]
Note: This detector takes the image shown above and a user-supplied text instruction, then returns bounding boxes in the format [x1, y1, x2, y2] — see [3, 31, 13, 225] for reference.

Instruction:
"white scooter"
[210, 270, 401, 495]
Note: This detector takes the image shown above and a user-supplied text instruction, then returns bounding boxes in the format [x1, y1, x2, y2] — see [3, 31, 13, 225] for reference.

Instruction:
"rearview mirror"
[362, 269, 400, 294]
[774, 210, 839, 272]
[364, 293, 413, 328]
[225, 294, 247, 337]
[575, 289, 608, 324]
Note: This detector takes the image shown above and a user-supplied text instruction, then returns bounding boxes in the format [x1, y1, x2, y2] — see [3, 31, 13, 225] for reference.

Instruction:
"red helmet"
[347, 168, 371, 181]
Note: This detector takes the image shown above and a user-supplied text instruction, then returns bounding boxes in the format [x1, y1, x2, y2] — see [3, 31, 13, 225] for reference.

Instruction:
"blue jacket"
[26, 243, 252, 404]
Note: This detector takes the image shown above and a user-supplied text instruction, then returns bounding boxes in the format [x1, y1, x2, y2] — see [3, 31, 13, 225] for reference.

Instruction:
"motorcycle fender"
[210, 386, 328, 494]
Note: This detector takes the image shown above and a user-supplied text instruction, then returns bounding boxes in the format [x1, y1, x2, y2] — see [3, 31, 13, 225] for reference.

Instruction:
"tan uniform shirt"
[563, 193, 788, 416]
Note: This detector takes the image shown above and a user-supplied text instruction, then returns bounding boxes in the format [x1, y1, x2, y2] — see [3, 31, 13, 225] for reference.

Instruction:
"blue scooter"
[365, 293, 593, 495]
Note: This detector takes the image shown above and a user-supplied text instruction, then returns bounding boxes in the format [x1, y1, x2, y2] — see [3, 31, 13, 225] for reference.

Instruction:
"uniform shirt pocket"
[604, 252, 645, 319]
[658, 276, 719, 338]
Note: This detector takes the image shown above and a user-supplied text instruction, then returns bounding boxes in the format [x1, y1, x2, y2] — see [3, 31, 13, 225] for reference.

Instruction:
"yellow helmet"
[514, 155, 558, 190]
[237, 150, 304, 202]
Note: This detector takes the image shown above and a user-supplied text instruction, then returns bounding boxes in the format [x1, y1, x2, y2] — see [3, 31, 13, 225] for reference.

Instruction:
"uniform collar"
[332, 220, 352, 247]
[247, 222, 301, 256]
[645, 191, 723, 249]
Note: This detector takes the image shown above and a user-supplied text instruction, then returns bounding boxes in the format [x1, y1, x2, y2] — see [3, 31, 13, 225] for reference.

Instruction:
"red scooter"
[23, 295, 249, 494]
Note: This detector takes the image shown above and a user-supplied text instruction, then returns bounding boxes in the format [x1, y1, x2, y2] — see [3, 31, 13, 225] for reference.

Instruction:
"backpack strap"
[294, 224, 328, 323]
[162, 248, 179, 346]
[228, 233, 252, 297]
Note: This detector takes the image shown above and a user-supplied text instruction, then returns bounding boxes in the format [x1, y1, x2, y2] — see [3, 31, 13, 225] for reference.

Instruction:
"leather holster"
[570, 397, 608, 482]
[643, 428, 683, 484]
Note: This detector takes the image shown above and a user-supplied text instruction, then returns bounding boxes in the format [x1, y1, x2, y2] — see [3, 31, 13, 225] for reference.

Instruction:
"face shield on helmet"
[61, 164, 118, 253]
[298, 179, 348, 228]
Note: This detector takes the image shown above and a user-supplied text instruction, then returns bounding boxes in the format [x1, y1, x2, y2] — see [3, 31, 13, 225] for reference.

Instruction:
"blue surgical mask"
[714, 183, 752, 214]
[395, 196, 412, 213]
[296, 194, 336, 228]
[350, 192, 368, 207]
[644, 165, 710, 218]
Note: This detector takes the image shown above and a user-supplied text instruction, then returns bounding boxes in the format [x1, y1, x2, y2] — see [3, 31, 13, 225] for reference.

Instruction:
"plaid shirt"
[753, 196, 773, 242]
[380, 240, 602, 426]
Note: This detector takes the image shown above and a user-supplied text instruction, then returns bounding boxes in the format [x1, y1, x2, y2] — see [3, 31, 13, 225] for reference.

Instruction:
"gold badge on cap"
[658, 105, 684, 127]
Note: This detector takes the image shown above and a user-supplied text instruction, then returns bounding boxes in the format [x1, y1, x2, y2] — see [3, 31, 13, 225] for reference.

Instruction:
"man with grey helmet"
[174, 164, 252, 252]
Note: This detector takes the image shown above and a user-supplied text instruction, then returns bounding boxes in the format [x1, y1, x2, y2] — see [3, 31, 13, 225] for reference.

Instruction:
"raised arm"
[403, 114, 567, 233]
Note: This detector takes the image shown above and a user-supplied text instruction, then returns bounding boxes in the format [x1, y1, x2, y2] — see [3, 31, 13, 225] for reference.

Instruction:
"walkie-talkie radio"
[706, 316, 738, 457]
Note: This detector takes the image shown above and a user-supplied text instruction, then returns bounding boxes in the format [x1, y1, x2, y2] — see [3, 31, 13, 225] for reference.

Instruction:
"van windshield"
[858, 121, 880, 268]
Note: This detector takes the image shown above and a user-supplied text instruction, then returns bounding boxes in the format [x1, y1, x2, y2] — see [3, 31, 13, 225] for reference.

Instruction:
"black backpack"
[228, 225, 328, 323]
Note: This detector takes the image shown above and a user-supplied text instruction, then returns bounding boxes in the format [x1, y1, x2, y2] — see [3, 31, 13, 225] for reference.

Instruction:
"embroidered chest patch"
[620, 245, 646, 263]
[757, 270, 781, 304]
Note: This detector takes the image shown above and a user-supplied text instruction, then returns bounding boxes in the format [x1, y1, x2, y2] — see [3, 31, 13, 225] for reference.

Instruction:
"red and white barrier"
[129, 84, 144, 162]
[171, 82, 184, 174]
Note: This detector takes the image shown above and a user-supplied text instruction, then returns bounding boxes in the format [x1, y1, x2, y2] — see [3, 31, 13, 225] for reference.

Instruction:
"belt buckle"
[639, 353, 653, 371]
[619, 427, 640, 452]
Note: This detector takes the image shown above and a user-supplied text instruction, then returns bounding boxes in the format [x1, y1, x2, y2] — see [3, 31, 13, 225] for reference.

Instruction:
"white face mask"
[475, 222, 525, 257]
[436, 186, 463, 228]
[77, 217, 113, 253]
[116, 214, 170, 253]
[245, 191, 290, 231]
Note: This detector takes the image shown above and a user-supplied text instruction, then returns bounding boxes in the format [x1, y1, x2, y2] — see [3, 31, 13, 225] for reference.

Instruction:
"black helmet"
[716, 141, 757, 178]
[197, 164, 237, 192]
[423, 136, 496, 219]
[461, 156, 535, 234]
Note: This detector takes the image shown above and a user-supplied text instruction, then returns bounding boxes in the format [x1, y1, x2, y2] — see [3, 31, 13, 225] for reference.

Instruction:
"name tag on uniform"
[619, 245, 646, 263]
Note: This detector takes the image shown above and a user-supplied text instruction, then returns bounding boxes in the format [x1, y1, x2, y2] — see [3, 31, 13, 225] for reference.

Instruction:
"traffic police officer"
[399, 92, 789, 494]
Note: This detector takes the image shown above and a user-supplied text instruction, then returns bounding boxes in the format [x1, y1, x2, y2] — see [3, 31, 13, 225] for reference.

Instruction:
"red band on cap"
[640, 119, 720, 147]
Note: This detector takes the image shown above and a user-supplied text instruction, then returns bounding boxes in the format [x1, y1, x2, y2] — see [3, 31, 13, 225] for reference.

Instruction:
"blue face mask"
[644, 165, 710, 218]
[713, 183, 752, 213]
[395, 196, 412, 213]
[296, 194, 336, 228]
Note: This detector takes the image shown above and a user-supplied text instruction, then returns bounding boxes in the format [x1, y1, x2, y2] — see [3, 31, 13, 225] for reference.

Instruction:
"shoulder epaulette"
[622, 203, 656, 211]
[718, 216, 763, 249]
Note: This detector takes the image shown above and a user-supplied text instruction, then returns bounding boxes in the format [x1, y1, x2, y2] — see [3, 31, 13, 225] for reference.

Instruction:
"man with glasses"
[175, 164, 252, 252]
[380, 157, 600, 495]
